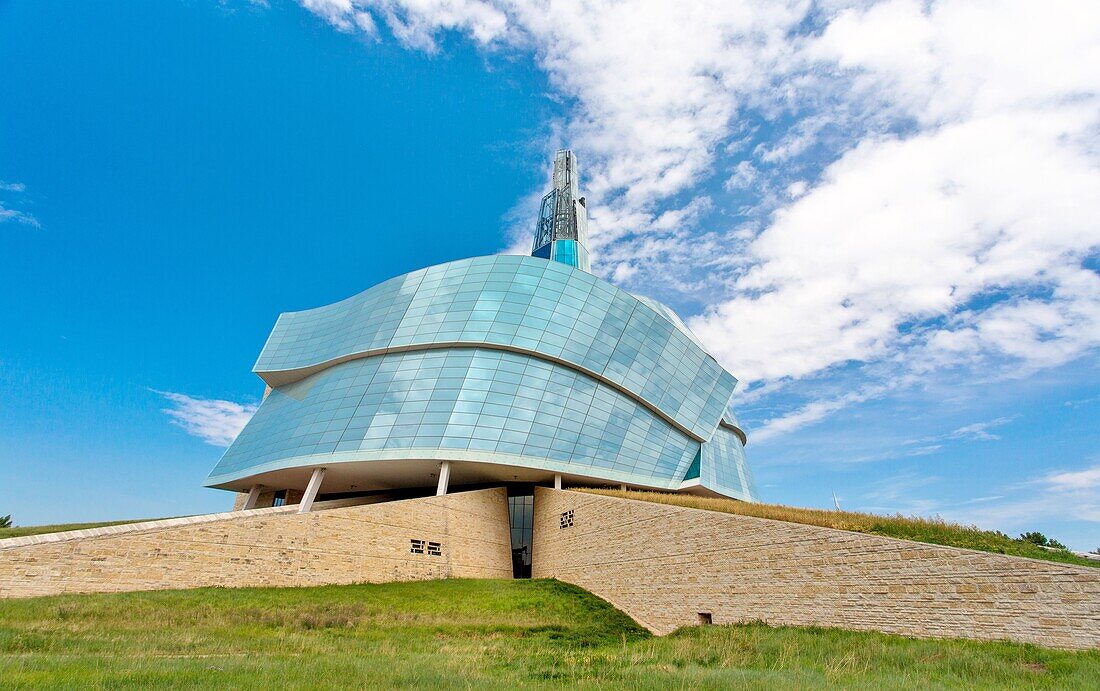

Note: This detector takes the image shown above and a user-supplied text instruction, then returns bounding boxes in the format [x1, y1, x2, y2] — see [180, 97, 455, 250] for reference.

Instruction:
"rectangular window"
[427, 542, 442, 556]
[508, 491, 534, 578]
[410, 539, 425, 554]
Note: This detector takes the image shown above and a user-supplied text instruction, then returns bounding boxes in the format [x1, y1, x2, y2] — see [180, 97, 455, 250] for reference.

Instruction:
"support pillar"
[554, 474, 562, 490]
[298, 467, 326, 514]
[242, 484, 263, 510]
[620, 484, 628, 491]
[436, 461, 451, 496]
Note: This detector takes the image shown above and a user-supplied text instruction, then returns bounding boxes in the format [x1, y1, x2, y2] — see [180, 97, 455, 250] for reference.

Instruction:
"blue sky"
[1, 0, 1098, 550]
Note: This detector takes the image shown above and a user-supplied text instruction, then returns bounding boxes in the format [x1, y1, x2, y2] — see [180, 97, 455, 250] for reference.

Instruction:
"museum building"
[3, 154, 1095, 652]
[204, 151, 757, 575]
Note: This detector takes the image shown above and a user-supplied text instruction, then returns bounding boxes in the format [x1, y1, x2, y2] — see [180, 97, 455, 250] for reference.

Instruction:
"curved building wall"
[253, 256, 735, 441]
[208, 255, 757, 502]
[207, 348, 698, 488]
[699, 424, 757, 502]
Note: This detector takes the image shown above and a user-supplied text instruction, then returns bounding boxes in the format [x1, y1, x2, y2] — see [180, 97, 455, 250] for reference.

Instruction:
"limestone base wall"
[532, 489, 1100, 650]
[0, 488, 512, 598]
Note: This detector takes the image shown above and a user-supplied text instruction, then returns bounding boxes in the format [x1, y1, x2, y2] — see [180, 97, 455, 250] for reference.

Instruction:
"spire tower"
[531, 150, 590, 272]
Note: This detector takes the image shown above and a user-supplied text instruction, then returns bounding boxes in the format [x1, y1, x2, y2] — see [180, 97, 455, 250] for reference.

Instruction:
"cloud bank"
[290, 0, 1100, 444]
[156, 390, 257, 447]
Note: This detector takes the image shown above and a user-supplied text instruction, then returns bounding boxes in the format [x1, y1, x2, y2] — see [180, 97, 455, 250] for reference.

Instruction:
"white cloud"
[1043, 465, 1100, 492]
[904, 416, 1017, 443]
[296, 0, 808, 257]
[292, 0, 1100, 440]
[944, 418, 1010, 442]
[0, 205, 39, 228]
[725, 161, 759, 191]
[750, 384, 887, 443]
[940, 464, 1100, 537]
[155, 390, 257, 447]
[688, 0, 1100, 434]
[0, 181, 39, 228]
[691, 109, 1100, 383]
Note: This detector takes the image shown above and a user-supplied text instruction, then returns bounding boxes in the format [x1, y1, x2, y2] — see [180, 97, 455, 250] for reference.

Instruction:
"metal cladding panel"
[699, 424, 758, 502]
[207, 348, 699, 488]
[253, 256, 736, 441]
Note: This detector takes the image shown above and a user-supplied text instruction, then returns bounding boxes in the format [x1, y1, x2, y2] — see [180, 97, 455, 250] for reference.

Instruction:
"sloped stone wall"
[0, 489, 512, 598]
[532, 489, 1100, 650]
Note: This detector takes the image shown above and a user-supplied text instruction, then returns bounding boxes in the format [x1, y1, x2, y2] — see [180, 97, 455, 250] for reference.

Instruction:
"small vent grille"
[410, 538, 442, 556]
[559, 509, 574, 529]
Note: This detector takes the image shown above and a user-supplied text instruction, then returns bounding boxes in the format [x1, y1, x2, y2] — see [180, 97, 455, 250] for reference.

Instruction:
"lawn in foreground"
[579, 488, 1100, 569]
[1, 579, 1096, 689]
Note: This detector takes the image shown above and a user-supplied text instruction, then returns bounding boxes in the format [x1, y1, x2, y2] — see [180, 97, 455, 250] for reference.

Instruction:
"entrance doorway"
[507, 487, 534, 578]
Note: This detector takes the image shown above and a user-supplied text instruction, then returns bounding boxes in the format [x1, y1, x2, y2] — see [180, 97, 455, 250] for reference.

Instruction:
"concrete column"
[620, 484, 628, 491]
[436, 461, 451, 496]
[554, 474, 562, 490]
[298, 467, 326, 514]
[242, 484, 263, 510]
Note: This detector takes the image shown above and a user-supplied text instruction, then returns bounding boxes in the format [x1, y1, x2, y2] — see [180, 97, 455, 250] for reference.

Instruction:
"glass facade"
[699, 423, 756, 502]
[209, 347, 698, 487]
[206, 255, 756, 501]
[252, 256, 735, 442]
[206, 150, 756, 502]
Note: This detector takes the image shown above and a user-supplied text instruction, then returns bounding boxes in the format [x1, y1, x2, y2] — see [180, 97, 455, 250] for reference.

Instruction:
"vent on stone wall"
[698, 612, 713, 626]
[410, 538, 442, 556]
[559, 509, 574, 529]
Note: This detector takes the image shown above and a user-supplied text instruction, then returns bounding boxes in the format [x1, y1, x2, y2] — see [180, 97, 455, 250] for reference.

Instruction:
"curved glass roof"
[207, 255, 756, 501]
[254, 255, 736, 441]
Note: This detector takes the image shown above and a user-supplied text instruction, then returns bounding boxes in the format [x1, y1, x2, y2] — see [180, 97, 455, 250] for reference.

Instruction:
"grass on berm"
[578, 488, 1100, 569]
[1, 579, 1097, 689]
[0, 519, 167, 540]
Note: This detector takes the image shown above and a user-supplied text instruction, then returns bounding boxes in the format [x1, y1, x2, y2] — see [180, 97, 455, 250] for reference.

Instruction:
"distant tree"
[0, 515, 10, 528]
[1018, 531, 1068, 550]
[1019, 531, 1048, 546]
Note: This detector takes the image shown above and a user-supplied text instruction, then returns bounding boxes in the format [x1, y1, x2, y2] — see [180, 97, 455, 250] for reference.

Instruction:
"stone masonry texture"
[531, 488, 1100, 650]
[0, 488, 512, 598]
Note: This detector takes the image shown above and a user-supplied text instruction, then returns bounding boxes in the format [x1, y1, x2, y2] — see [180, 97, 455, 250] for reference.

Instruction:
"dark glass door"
[507, 489, 534, 578]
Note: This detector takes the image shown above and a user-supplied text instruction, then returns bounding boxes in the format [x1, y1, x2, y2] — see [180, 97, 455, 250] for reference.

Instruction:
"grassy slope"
[579, 488, 1100, 569]
[0, 519, 167, 540]
[1, 580, 1096, 689]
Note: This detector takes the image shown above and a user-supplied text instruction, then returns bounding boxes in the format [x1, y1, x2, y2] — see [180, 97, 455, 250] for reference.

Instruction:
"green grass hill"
[1, 579, 1096, 689]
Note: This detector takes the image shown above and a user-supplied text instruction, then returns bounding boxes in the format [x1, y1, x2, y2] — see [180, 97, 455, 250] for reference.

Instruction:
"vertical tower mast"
[531, 150, 590, 272]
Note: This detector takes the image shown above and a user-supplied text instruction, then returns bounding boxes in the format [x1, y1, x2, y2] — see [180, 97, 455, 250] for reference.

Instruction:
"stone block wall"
[532, 489, 1100, 650]
[0, 488, 512, 598]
